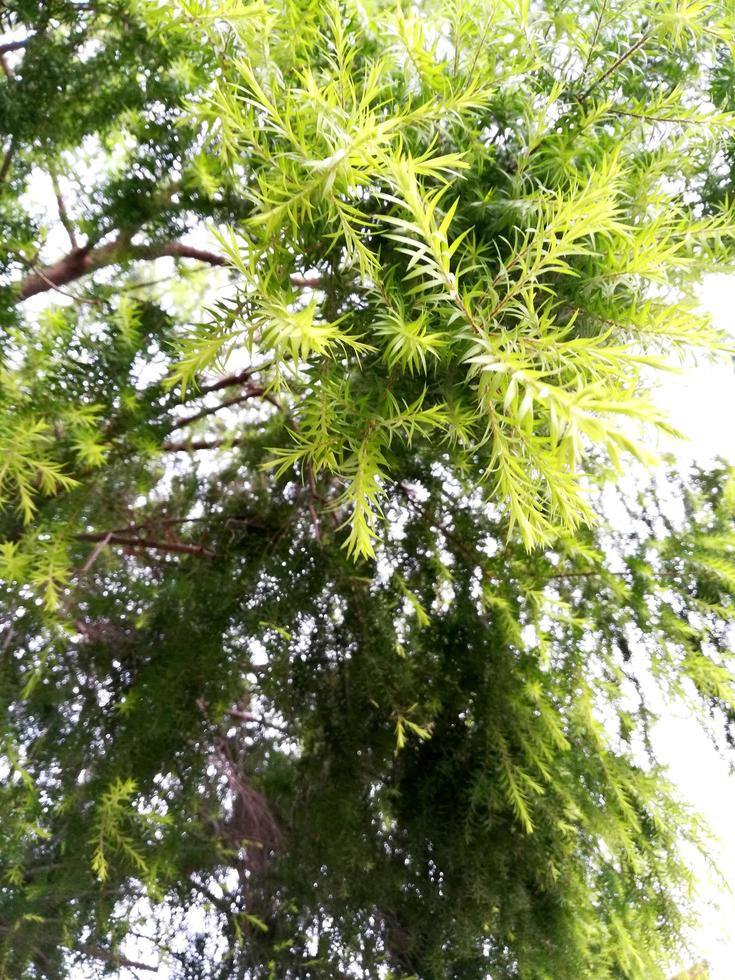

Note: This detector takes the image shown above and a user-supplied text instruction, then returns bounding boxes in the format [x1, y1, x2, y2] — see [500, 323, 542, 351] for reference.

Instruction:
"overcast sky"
[652, 274, 735, 978]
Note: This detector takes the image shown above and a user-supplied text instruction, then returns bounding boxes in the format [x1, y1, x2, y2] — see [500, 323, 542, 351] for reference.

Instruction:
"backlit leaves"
[171, 0, 735, 555]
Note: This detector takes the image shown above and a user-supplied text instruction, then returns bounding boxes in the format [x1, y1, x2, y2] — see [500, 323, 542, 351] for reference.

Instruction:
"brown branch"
[0, 38, 31, 55]
[579, 0, 608, 87]
[162, 436, 246, 453]
[170, 388, 265, 430]
[227, 707, 259, 722]
[191, 880, 234, 915]
[0, 135, 14, 185]
[579, 30, 652, 101]
[290, 272, 324, 288]
[231, 711, 292, 736]
[50, 167, 78, 248]
[76, 531, 215, 558]
[18, 241, 117, 300]
[24, 258, 102, 305]
[149, 241, 228, 266]
[76, 531, 113, 576]
[15, 237, 228, 303]
[197, 367, 259, 396]
[78, 945, 158, 974]
[306, 462, 322, 542]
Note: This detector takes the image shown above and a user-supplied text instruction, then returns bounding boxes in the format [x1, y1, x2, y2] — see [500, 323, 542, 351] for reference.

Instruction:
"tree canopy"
[1, 0, 735, 976]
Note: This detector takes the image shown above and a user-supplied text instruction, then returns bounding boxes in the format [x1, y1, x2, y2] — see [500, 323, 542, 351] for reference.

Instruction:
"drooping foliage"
[1, 0, 735, 977]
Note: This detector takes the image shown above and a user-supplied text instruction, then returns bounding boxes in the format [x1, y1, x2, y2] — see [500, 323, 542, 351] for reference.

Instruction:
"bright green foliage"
[1, 0, 735, 978]
[163, 0, 735, 556]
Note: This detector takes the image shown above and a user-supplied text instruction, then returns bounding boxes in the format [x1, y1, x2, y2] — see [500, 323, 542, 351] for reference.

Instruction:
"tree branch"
[162, 436, 246, 453]
[197, 367, 259, 396]
[50, 167, 78, 248]
[15, 237, 228, 302]
[77, 944, 158, 974]
[149, 241, 228, 266]
[169, 387, 269, 431]
[75, 531, 112, 576]
[0, 38, 31, 55]
[579, 29, 652, 101]
[0, 135, 15, 185]
[76, 531, 215, 558]
[579, 0, 608, 87]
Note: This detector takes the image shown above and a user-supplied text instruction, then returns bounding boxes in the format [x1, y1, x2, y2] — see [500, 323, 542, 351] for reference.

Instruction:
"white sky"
[651, 274, 735, 978]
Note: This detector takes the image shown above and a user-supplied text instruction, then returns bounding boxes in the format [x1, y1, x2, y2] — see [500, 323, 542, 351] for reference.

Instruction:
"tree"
[1, 0, 735, 976]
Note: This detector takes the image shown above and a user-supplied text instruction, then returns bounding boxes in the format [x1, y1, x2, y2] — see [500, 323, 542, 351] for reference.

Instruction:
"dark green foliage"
[3, 447, 735, 977]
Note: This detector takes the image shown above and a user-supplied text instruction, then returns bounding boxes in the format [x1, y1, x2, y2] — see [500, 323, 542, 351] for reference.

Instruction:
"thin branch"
[290, 272, 323, 288]
[108, 516, 211, 534]
[50, 166, 78, 248]
[169, 388, 266, 430]
[162, 436, 246, 453]
[466, 12, 494, 82]
[77, 945, 158, 974]
[544, 569, 601, 581]
[607, 107, 704, 126]
[191, 880, 234, 915]
[197, 367, 259, 396]
[306, 462, 322, 542]
[579, 0, 608, 87]
[1, 626, 15, 653]
[76, 531, 215, 558]
[579, 30, 652, 101]
[192, 365, 278, 403]
[136, 241, 229, 267]
[76, 531, 112, 576]
[0, 135, 14, 185]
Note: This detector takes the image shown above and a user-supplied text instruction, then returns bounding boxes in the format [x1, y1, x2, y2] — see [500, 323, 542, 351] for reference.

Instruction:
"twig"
[0, 135, 15, 184]
[607, 107, 702, 126]
[169, 388, 266, 430]
[579, 29, 652, 101]
[76, 531, 215, 558]
[544, 569, 601, 581]
[50, 166, 78, 248]
[306, 462, 322, 542]
[224, 706, 292, 735]
[108, 516, 211, 534]
[162, 436, 246, 453]
[77, 531, 112, 575]
[1, 626, 15, 653]
[290, 272, 323, 288]
[196, 367, 259, 396]
[579, 0, 608, 88]
[78, 945, 158, 974]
